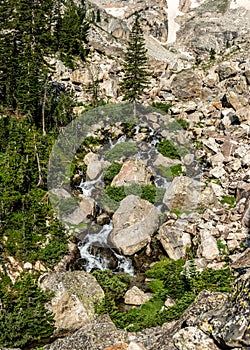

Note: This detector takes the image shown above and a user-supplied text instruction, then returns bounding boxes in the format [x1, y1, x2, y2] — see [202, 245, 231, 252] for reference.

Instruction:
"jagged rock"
[223, 90, 248, 111]
[171, 70, 202, 100]
[197, 230, 220, 261]
[173, 326, 220, 350]
[62, 196, 96, 225]
[153, 153, 181, 168]
[216, 63, 239, 81]
[111, 159, 153, 186]
[209, 166, 227, 178]
[84, 152, 110, 180]
[157, 219, 191, 260]
[109, 195, 160, 255]
[39, 271, 104, 334]
[124, 286, 152, 306]
[198, 270, 250, 348]
[163, 176, 217, 211]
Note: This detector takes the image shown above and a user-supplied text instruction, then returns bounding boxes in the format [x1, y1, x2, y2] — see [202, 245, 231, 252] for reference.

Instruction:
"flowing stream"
[75, 122, 200, 275]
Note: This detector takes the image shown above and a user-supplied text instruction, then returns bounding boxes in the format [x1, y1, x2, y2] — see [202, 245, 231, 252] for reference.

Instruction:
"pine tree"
[120, 16, 150, 112]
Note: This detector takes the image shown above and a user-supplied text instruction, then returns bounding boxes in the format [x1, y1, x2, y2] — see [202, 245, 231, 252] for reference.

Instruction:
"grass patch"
[104, 184, 165, 204]
[152, 102, 172, 113]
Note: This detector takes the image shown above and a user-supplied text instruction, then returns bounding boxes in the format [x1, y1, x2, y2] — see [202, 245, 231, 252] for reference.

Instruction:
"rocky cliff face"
[39, 1, 250, 349]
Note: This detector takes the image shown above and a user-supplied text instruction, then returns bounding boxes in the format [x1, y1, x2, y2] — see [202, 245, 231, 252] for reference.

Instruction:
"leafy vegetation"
[157, 140, 188, 160]
[151, 102, 172, 113]
[103, 142, 138, 162]
[93, 259, 234, 332]
[103, 162, 123, 185]
[159, 164, 185, 178]
[0, 274, 54, 348]
[104, 184, 165, 204]
[167, 119, 189, 131]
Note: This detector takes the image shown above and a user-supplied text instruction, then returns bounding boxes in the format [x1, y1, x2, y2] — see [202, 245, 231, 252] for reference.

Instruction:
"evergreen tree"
[120, 16, 150, 111]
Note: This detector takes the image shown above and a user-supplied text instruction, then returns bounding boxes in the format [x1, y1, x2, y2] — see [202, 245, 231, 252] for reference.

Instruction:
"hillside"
[0, 0, 249, 349]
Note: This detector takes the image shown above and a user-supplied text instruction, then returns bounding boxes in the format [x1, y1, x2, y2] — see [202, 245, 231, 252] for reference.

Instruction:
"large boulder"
[157, 219, 191, 260]
[111, 159, 153, 187]
[109, 195, 160, 255]
[39, 271, 104, 334]
[198, 270, 250, 348]
[173, 326, 220, 350]
[163, 177, 218, 211]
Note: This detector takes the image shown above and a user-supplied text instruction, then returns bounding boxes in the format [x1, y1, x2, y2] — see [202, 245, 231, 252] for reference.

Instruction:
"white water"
[76, 123, 201, 275]
[78, 222, 134, 274]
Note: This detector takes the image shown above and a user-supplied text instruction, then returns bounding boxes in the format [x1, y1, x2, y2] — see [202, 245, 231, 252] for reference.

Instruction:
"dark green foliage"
[92, 270, 130, 300]
[0, 0, 88, 129]
[191, 268, 233, 293]
[157, 140, 181, 160]
[0, 274, 54, 348]
[103, 162, 123, 185]
[104, 184, 165, 204]
[120, 16, 150, 103]
[105, 186, 126, 202]
[56, 0, 89, 66]
[159, 164, 185, 178]
[94, 258, 234, 332]
[0, 118, 68, 266]
[151, 102, 172, 113]
[146, 259, 188, 300]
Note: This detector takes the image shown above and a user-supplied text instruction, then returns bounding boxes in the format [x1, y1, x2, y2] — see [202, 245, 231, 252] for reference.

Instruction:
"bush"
[159, 164, 185, 178]
[151, 102, 172, 113]
[0, 274, 54, 348]
[167, 119, 189, 132]
[104, 184, 165, 204]
[104, 142, 138, 162]
[93, 259, 234, 333]
[103, 162, 123, 185]
[157, 140, 188, 160]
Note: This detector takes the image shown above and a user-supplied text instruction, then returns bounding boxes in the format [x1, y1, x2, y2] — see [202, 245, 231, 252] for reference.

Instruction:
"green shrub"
[105, 186, 126, 202]
[152, 102, 172, 113]
[0, 274, 54, 348]
[146, 259, 188, 300]
[191, 268, 233, 293]
[176, 118, 189, 130]
[167, 119, 189, 132]
[92, 270, 130, 300]
[104, 142, 138, 162]
[157, 140, 188, 160]
[93, 259, 234, 333]
[159, 164, 184, 178]
[103, 162, 123, 185]
[104, 184, 165, 204]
